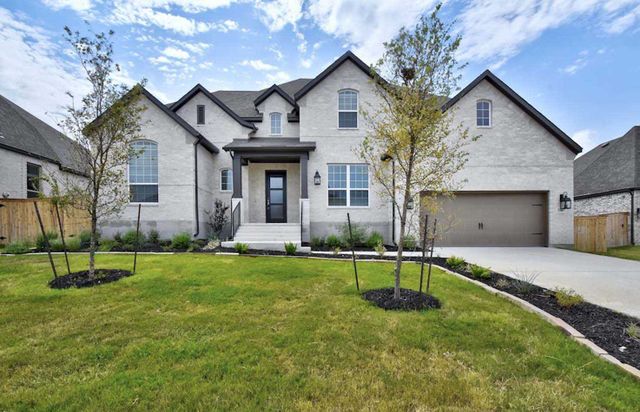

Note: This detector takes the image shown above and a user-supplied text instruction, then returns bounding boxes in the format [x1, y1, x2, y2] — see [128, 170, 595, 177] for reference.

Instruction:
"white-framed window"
[328, 164, 369, 207]
[26, 162, 41, 198]
[476, 100, 491, 127]
[270, 112, 282, 135]
[129, 140, 158, 203]
[338, 89, 358, 129]
[220, 168, 233, 192]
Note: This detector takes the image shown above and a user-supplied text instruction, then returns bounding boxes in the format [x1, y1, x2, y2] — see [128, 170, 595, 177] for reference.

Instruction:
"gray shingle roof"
[223, 137, 316, 152]
[0, 94, 84, 174]
[574, 126, 640, 197]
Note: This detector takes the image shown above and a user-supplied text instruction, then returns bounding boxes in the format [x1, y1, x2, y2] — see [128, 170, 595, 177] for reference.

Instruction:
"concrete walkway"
[430, 247, 640, 319]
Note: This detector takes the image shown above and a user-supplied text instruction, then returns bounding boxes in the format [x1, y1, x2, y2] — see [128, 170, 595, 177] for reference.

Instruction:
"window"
[220, 169, 232, 192]
[270, 112, 282, 135]
[476, 100, 491, 127]
[338, 90, 358, 128]
[26, 163, 41, 198]
[197, 105, 205, 125]
[328, 164, 369, 207]
[129, 141, 158, 203]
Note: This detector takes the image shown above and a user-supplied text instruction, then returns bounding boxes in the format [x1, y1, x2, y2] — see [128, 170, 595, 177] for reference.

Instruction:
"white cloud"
[162, 46, 190, 59]
[42, 0, 92, 12]
[0, 7, 88, 129]
[255, 0, 304, 31]
[149, 55, 172, 65]
[241, 59, 278, 71]
[269, 46, 284, 61]
[572, 129, 599, 154]
[606, 4, 640, 33]
[265, 70, 290, 84]
[562, 51, 589, 75]
[300, 58, 312, 68]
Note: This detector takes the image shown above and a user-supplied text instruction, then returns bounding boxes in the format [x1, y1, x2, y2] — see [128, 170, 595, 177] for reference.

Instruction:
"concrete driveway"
[432, 247, 640, 319]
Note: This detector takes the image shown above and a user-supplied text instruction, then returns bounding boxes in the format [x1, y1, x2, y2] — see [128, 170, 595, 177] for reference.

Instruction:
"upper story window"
[220, 168, 232, 192]
[328, 164, 369, 207]
[476, 100, 491, 127]
[338, 90, 358, 129]
[270, 112, 282, 135]
[197, 105, 205, 125]
[26, 162, 41, 198]
[129, 141, 158, 203]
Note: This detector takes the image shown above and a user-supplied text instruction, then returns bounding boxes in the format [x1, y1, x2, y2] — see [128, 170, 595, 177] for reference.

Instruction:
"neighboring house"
[101, 51, 581, 248]
[574, 126, 640, 244]
[0, 95, 85, 199]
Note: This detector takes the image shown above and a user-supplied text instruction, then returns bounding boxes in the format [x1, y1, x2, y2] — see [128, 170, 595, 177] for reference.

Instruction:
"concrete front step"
[221, 240, 310, 253]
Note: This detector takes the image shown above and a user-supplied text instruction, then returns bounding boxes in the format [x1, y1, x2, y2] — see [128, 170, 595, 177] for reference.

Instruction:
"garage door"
[423, 192, 548, 246]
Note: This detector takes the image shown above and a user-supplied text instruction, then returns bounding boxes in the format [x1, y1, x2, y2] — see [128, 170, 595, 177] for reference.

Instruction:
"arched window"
[220, 168, 233, 192]
[129, 140, 158, 203]
[338, 90, 358, 128]
[270, 112, 282, 135]
[476, 100, 492, 127]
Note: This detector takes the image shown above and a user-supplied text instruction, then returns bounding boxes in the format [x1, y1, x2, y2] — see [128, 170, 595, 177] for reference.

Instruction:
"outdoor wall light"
[559, 192, 572, 210]
[406, 197, 414, 210]
[313, 171, 321, 185]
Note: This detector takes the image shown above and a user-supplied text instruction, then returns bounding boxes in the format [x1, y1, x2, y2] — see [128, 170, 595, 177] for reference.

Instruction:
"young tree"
[359, 4, 472, 299]
[60, 26, 145, 276]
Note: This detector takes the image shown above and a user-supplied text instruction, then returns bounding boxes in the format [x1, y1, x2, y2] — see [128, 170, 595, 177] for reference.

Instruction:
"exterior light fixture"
[313, 171, 321, 185]
[406, 197, 414, 210]
[559, 192, 572, 210]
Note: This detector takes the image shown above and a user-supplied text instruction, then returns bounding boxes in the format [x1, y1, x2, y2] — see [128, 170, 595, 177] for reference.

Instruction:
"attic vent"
[600, 142, 609, 148]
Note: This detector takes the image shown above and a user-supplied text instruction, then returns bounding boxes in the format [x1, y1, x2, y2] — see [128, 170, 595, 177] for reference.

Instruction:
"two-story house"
[99, 51, 581, 249]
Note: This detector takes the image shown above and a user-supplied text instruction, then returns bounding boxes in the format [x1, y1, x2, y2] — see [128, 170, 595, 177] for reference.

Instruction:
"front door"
[266, 171, 287, 223]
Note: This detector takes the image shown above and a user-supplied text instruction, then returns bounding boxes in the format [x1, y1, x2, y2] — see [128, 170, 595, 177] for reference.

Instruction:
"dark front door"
[266, 171, 287, 223]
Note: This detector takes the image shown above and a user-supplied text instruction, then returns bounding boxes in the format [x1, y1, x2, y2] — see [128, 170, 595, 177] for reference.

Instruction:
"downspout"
[630, 189, 635, 245]
[193, 138, 200, 238]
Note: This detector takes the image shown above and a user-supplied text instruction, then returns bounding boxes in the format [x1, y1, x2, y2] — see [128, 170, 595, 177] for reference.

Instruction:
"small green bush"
[171, 232, 192, 250]
[310, 236, 325, 248]
[339, 222, 367, 247]
[234, 242, 249, 254]
[402, 235, 417, 250]
[4, 241, 31, 254]
[554, 287, 584, 308]
[332, 247, 342, 255]
[326, 234, 343, 249]
[36, 231, 58, 249]
[98, 239, 118, 252]
[625, 323, 640, 339]
[123, 229, 146, 247]
[374, 241, 386, 257]
[446, 256, 466, 270]
[65, 238, 82, 252]
[79, 230, 93, 248]
[148, 229, 160, 245]
[284, 242, 297, 255]
[113, 232, 122, 243]
[366, 231, 384, 249]
[468, 264, 491, 279]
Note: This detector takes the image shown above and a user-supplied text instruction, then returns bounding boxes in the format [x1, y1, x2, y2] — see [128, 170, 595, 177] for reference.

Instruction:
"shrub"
[339, 222, 367, 247]
[122, 229, 146, 247]
[446, 256, 466, 270]
[4, 241, 31, 254]
[366, 231, 384, 249]
[205, 200, 230, 240]
[311, 236, 325, 248]
[512, 271, 540, 294]
[234, 242, 249, 254]
[79, 230, 93, 248]
[554, 287, 584, 308]
[284, 242, 297, 255]
[468, 264, 491, 279]
[148, 229, 160, 245]
[625, 323, 640, 339]
[36, 231, 58, 249]
[171, 232, 192, 250]
[402, 235, 417, 250]
[332, 247, 342, 255]
[326, 234, 343, 249]
[65, 238, 82, 252]
[374, 241, 386, 257]
[113, 232, 122, 243]
[98, 239, 118, 252]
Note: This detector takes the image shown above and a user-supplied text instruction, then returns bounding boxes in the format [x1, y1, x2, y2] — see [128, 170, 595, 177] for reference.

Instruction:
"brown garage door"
[423, 192, 548, 246]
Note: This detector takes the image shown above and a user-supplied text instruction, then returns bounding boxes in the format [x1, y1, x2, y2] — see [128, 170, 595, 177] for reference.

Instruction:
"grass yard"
[1, 254, 639, 411]
[606, 245, 640, 261]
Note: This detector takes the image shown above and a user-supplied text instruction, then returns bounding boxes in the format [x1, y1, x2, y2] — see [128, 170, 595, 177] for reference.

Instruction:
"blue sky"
[1, 0, 640, 154]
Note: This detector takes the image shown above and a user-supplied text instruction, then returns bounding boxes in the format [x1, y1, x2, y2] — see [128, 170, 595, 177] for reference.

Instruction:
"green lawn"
[606, 245, 640, 261]
[1, 254, 639, 411]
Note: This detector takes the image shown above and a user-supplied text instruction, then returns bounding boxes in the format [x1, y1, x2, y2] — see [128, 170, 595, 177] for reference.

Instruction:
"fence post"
[426, 219, 437, 295]
[347, 213, 359, 292]
[34, 202, 57, 279]
[419, 214, 429, 294]
[54, 203, 71, 274]
[133, 204, 141, 274]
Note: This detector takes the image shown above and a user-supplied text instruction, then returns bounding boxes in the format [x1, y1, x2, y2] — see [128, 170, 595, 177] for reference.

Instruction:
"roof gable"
[443, 70, 582, 155]
[294, 51, 374, 100]
[170, 84, 256, 130]
[254, 84, 297, 108]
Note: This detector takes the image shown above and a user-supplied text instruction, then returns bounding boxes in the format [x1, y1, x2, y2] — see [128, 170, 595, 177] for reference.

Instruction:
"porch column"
[232, 154, 242, 198]
[300, 153, 308, 199]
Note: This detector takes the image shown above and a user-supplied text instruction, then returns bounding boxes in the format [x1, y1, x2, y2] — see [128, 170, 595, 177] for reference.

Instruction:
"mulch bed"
[362, 287, 441, 311]
[431, 257, 640, 370]
[49, 269, 133, 289]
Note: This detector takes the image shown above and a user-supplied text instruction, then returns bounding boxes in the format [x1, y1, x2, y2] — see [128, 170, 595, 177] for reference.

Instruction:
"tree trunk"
[89, 215, 97, 277]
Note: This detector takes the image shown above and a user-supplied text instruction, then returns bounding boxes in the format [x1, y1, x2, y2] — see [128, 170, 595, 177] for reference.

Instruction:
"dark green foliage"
[310, 237, 325, 248]
[366, 231, 384, 248]
[98, 240, 118, 252]
[79, 230, 93, 248]
[284, 242, 297, 255]
[234, 242, 249, 254]
[122, 229, 145, 247]
[325, 234, 343, 249]
[339, 222, 367, 247]
[148, 230, 160, 245]
[36, 231, 58, 250]
[171, 232, 192, 250]
[402, 235, 417, 250]
[113, 232, 122, 243]
[468, 264, 491, 279]
[4, 242, 31, 254]
[446, 256, 466, 270]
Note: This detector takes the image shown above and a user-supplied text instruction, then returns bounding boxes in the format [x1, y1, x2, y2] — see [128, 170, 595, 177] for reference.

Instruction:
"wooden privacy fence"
[574, 212, 630, 253]
[0, 199, 90, 245]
